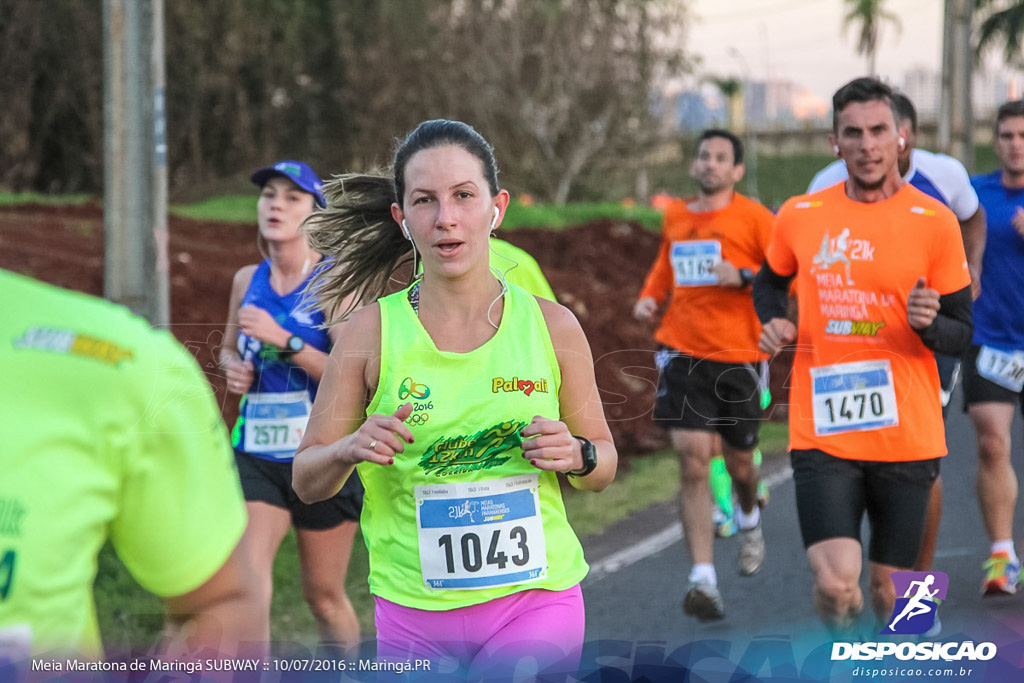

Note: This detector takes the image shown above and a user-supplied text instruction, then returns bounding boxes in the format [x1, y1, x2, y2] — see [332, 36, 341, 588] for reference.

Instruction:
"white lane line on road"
[586, 523, 682, 584]
[584, 466, 793, 585]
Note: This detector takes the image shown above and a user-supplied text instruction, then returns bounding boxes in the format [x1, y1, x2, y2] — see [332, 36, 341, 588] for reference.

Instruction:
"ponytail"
[304, 172, 413, 323]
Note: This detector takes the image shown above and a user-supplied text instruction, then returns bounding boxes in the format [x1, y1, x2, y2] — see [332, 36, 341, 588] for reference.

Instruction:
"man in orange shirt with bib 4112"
[753, 77, 973, 636]
[634, 128, 774, 621]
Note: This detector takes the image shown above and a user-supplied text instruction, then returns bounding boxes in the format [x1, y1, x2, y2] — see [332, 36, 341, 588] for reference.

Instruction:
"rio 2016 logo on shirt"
[399, 377, 431, 400]
[881, 571, 949, 635]
[419, 420, 527, 478]
[491, 376, 550, 396]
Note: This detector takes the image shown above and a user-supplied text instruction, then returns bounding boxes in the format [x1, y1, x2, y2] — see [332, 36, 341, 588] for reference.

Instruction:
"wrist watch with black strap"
[281, 334, 305, 359]
[567, 435, 597, 478]
[738, 267, 755, 287]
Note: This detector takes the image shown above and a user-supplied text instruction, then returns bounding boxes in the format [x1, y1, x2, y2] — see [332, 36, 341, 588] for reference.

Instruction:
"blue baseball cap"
[250, 160, 325, 208]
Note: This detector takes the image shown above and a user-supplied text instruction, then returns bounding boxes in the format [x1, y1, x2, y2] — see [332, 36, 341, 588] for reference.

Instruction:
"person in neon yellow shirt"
[490, 238, 556, 301]
[293, 119, 617, 680]
[0, 269, 260, 664]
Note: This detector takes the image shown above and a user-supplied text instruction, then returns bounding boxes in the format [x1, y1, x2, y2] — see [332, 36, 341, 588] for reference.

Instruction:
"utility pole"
[728, 47, 760, 202]
[103, 0, 169, 324]
[939, 0, 974, 172]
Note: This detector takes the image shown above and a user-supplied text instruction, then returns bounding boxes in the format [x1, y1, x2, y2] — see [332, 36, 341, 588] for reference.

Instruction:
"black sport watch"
[567, 436, 597, 478]
[738, 268, 755, 287]
[283, 334, 305, 358]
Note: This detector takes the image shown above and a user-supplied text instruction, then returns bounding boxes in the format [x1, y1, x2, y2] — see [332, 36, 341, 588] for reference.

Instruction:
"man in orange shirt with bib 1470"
[753, 78, 973, 635]
[634, 128, 774, 621]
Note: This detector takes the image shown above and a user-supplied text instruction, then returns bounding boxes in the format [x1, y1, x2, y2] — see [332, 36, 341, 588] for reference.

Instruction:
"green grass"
[166, 196, 665, 232]
[2, 143, 1000, 224]
[170, 195, 256, 224]
[562, 421, 788, 537]
[97, 529, 374, 654]
[0, 192, 94, 206]
[500, 199, 663, 231]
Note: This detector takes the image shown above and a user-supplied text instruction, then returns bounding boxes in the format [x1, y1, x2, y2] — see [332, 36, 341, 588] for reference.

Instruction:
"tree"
[401, 0, 692, 205]
[975, 0, 1024, 69]
[8, 0, 691, 203]
[842, 0, 901, 76]
[710, 77, 744, 132]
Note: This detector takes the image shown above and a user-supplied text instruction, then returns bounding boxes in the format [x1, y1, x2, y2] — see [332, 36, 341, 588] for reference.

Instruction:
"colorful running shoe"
[713, 504, 736, 538]
[981, 551, 1021, 596]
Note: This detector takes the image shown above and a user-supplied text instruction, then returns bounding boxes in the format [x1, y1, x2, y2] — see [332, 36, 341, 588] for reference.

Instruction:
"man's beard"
[698, 177, 726, 195]
[849, 171, 888, 193]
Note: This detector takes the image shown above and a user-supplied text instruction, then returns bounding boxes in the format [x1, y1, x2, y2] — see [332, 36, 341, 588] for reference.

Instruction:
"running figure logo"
[810, 228, 855, 285]
[881, 571, 949, 635]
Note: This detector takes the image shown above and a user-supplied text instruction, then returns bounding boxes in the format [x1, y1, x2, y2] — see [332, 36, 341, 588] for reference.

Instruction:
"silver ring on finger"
[369, 439, 378, 452]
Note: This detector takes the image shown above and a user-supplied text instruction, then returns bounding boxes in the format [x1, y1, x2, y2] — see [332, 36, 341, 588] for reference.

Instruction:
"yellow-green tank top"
[358, 282, 588, 610]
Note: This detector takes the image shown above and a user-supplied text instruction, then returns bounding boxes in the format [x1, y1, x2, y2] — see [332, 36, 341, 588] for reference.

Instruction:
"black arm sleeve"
[752, 260, 794, 324]
[914, 285, 973, 357]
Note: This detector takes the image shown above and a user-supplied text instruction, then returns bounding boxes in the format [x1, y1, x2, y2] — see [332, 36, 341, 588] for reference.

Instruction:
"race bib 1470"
[810, 360, 899, 436]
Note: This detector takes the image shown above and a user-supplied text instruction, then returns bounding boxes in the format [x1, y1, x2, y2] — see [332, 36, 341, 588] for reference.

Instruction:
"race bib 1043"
[415, 474, 547, 590]
[810, 360, 899, 436]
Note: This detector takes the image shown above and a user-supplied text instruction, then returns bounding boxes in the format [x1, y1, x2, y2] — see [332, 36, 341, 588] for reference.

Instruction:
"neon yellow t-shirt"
[0, 270, 246, 658]
[359, 283, 587, 610]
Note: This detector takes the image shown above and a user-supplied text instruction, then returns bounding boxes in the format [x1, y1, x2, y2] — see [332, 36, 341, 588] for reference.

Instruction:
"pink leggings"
[374, 585, 584, 681]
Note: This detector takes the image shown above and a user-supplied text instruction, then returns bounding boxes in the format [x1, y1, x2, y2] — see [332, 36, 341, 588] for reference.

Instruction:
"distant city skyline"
[687, 0, 942, 102]
[678, 0, 1023, 131]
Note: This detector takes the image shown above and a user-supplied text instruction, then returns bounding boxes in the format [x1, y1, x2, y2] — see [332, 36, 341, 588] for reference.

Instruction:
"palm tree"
[711, 77, 745, 132]
[842, 0, 901, 76]
[975, 0, 1024, 69]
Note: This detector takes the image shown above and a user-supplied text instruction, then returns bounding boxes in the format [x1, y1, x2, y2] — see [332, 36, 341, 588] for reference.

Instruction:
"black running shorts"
[791, 449, 940, 568]
[652, 348, 766, 450]
[962, 345, 1024, 416]
[234, 450, 363, 530]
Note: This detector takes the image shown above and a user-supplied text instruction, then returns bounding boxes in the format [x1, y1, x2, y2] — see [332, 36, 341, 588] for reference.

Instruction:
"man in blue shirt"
[963, 99, 1024, 595]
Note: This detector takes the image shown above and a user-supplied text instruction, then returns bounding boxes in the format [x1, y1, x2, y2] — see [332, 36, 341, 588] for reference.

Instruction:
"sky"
[686, 0, 943, 101]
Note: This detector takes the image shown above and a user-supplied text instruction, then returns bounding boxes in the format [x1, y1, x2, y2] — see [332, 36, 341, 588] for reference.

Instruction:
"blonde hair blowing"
[303, 172, 413, 323]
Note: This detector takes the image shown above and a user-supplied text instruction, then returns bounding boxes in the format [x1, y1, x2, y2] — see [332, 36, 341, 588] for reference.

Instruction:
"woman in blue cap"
[218, 160, 363, 651]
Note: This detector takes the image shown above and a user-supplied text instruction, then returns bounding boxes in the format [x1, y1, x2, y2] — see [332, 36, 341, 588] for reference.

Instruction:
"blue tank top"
[232, 259, 330, 461]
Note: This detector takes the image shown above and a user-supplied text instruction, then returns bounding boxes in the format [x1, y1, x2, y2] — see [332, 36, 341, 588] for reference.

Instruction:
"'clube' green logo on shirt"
[419, 420, 526, 478]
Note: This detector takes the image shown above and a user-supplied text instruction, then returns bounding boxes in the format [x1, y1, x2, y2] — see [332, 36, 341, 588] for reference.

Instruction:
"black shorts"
[652, 348, 766, 450]
[962, 345, 1024, 416]
[791, 449, 940, 568]
[235, 450, 364, 530]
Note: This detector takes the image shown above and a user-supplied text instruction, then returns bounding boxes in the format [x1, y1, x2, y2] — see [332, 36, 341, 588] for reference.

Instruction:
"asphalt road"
[578, 387, 1024, 682]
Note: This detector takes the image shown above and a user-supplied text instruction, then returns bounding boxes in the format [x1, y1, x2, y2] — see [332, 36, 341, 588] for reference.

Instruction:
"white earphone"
[490, 207, 500, 230]
[898, 136, 906, 148]
[400, 219, 412, 241]
[833, 145, 840, 155]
